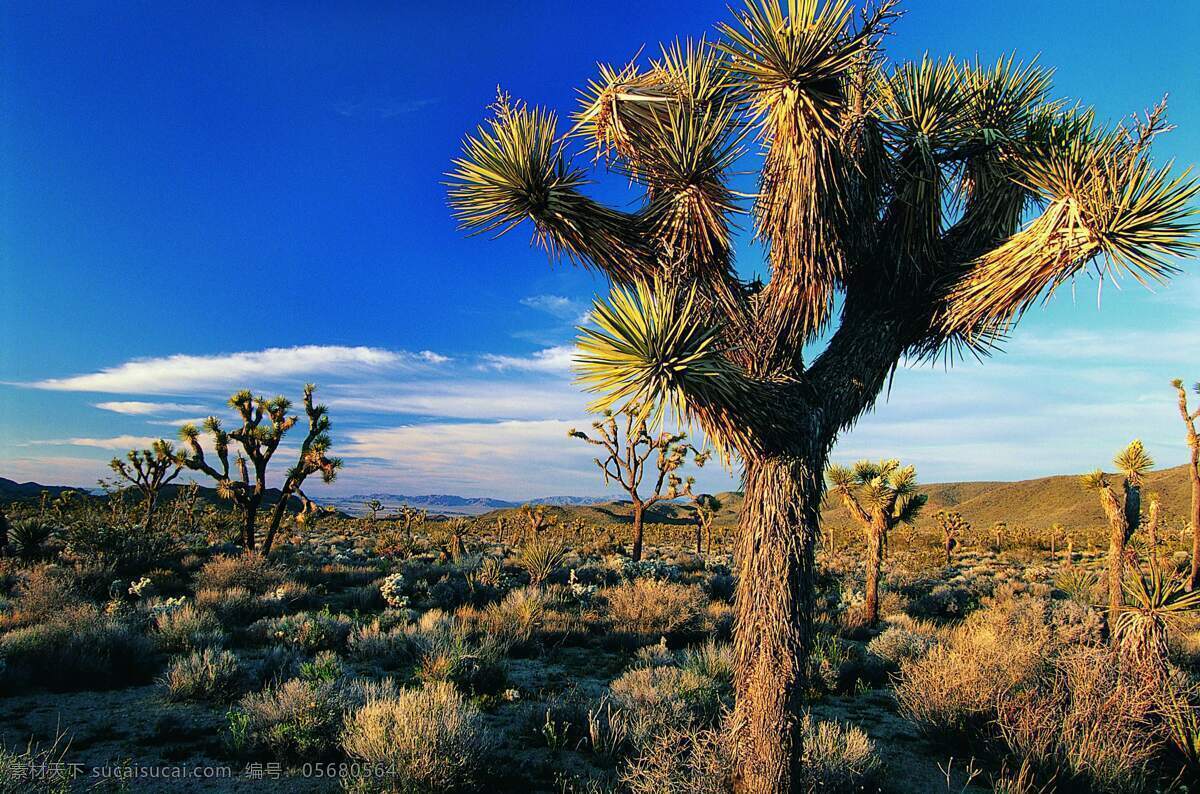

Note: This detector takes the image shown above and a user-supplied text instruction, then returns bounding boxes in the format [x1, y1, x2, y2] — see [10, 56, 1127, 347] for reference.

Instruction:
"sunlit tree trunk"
[630, 499, 646, 562]
[732, 452, 822, 794]
[864, 518, 886, 625]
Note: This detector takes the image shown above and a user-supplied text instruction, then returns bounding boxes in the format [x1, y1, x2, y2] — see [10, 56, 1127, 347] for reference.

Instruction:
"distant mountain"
[0, 477, 84, 503]
[329, 493, 610, 516]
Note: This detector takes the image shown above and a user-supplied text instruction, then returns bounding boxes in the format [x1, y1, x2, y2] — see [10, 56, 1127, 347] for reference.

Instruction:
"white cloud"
[520, 294, 590, 323]
[480, 346, 576, 374]
[27, 345, 445, 395]
[327, 378, 587, 421]
[39, 435, 163, 451]
[94, 401, 208, 415]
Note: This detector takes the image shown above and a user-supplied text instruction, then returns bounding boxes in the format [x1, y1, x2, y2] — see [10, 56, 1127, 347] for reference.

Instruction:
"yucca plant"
[826, 460, 926, 624]
[1114, 560, 1200, 676]
[934, 510, 969, 566]
[447, 1, 1198, 788]
[517, 535, 567, 587]
[1053, 566, 1099, 606]
[9, 518, 54, 560]
[1081, 440, 1156, 631]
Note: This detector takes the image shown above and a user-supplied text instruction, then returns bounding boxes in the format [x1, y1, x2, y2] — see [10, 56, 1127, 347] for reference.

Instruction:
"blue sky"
[1, 1, 1198, 499]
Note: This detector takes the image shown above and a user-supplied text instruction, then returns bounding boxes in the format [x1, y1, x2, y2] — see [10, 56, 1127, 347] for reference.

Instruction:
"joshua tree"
[446, 1, 1197, 787]
[180, 384, 341, 554]
[108, 440, 186, 530]
[0, 504, 8, 555]
[397, 504, 427, 538]
[691, 493, 723, 556]
[1172, 379, 1200, 589]
[1081, 440, 1155, 631]
[935, 509, 969, 566]
[364, 499, 384, 522]
[827, 460, 926, 624]
[569, 407, 705, 560]
[518, 503, 555, 541]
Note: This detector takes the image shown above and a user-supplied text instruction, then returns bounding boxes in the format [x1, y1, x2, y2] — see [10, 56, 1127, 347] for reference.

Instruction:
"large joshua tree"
[446, 2, 1198, 789]
[569, 406, 705, 560]
[108, 439, 185, 530]
[179, 384, 341, 554]
[826, 459, 926, 624]
[1172, 379, 1200, 589]
[1081, 440, 1155, 631]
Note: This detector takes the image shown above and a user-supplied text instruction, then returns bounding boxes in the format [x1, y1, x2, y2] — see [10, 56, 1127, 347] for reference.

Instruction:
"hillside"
[470, 463, 1197, 534]
[4, 465, 1194, 532]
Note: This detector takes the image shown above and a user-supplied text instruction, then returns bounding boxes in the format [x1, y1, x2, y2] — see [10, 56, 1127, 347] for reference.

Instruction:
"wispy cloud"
[26, 345, 446, 395]
[520, 294, 591, 324]
[480, 346, 575, 374]
[94, 401, 208, 415]
[35, 435, 163, 451]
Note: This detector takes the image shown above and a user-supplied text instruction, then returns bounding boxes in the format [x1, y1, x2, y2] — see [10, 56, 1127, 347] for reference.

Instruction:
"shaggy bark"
[732, 453, 822, 794]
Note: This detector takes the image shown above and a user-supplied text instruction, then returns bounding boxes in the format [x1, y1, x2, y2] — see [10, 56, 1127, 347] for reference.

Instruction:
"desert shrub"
[7, 566, 80, 626]
[232, 677, 352, 760]
[60, 517, 179, 576]
[152, 603, 225, 653]
[162, 648, 242, 702]
[341, 681, 491, 793]
[620, 724, 730, 794]
[809, 632, 866, 694]
[480, 586, 548, 647]
[996, 646, 1165, 792]
[799, 712, 882, 791]
[0, 605, 155, 691]
[609, 665, 726, 748]
[678, 639, 734, 688]
[347, 619, 416, 668]
[605, 579, 706, 637]
[896, 596, 1054, 737]
[196, 554, 287, 594]
[196, 586, 265, 623]
[413, 629, 508, 696]
[256, 645, 305, 685]
[250, 610, 353, 652]
[867, 622, 938, 666]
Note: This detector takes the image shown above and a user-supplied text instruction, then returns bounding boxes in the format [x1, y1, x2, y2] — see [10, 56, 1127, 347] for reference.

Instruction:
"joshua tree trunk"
[695, 519, 703, 556]
[142, 492, 157, 532]
[630, 499, 646, 562]
[864, 520, 885, 625]
[242, 503, 258, 552]
[1191, 467, 1200, 590]
[732, 453, 822, 794]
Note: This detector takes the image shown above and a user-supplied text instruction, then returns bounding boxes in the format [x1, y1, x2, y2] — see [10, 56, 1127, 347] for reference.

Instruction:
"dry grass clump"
[195, 553, 288, 594]
[621, 724, 731, 794]
[340, 681, 491, 793]
[896, 595, 1054, 736]
[347, 618, 416, 667]
[4, 565, 81, 628]
[800, 712, 882, 791]
[996, 646, 1167, 792]
[604, 579, 707, 637]
[152, 603, 225, 652]
[162, 648, 242, 702]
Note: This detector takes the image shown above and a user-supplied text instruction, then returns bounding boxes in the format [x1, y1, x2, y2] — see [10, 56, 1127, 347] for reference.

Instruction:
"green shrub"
[232, 678, 350, 761]
[609, 665, 726, 748]
[249, 610, 353, 652]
